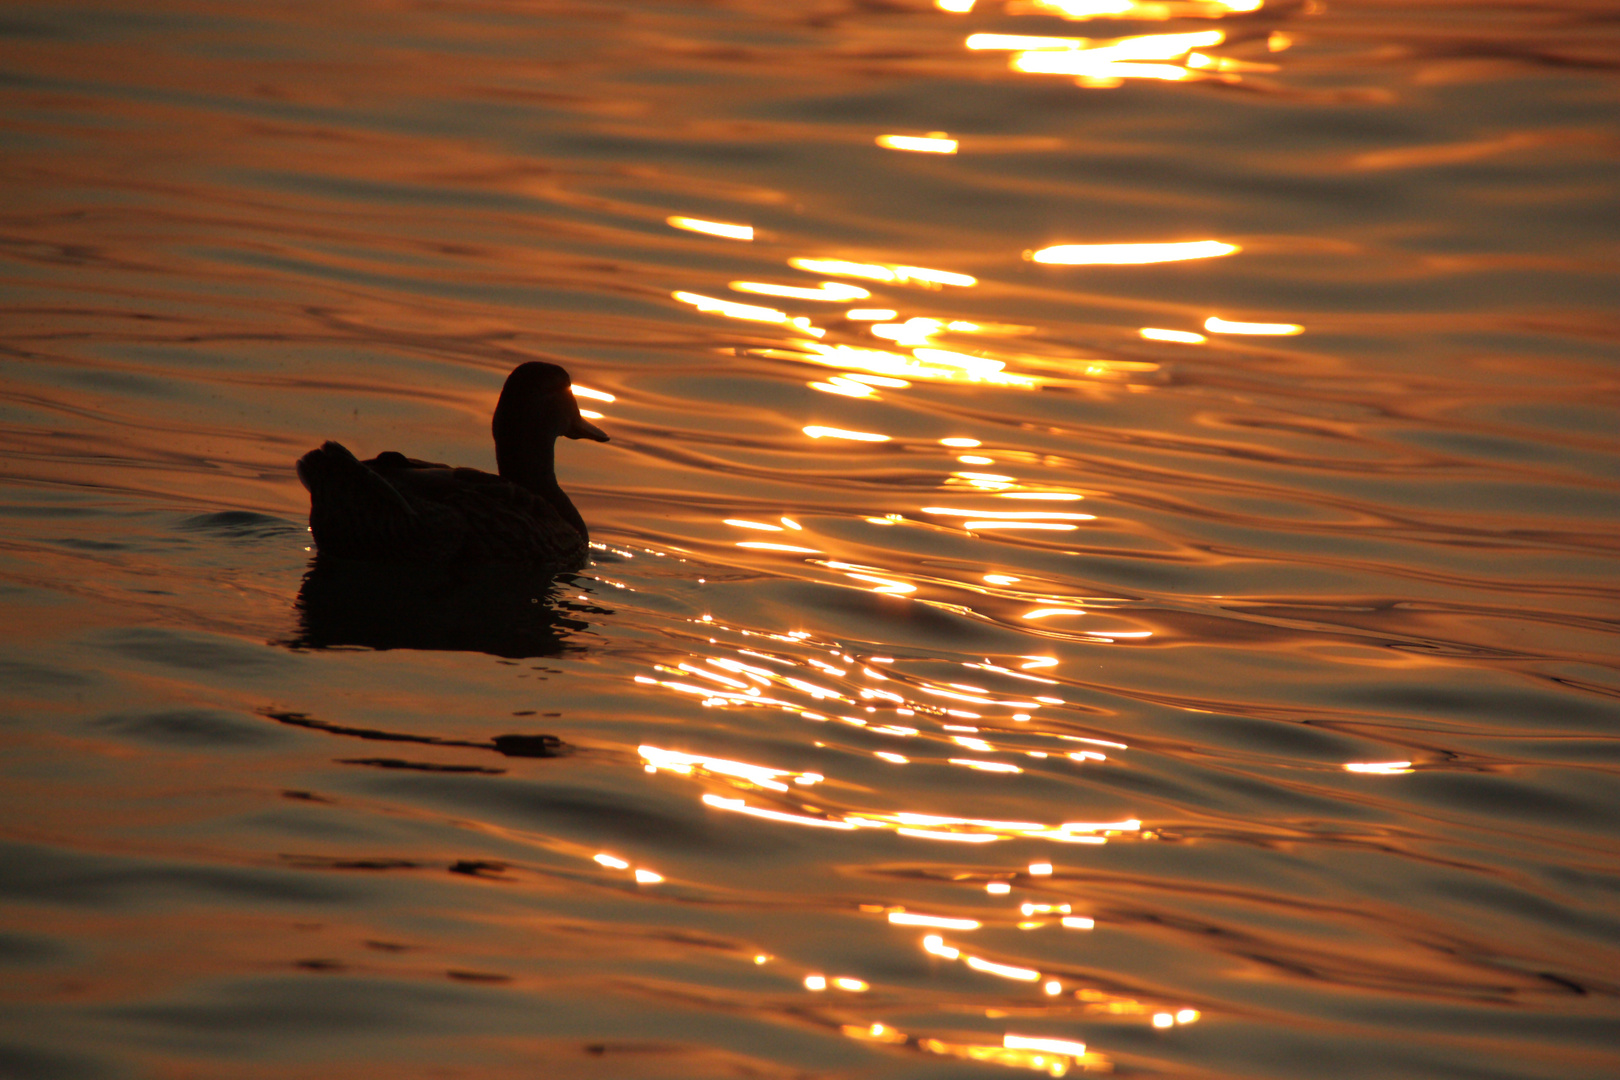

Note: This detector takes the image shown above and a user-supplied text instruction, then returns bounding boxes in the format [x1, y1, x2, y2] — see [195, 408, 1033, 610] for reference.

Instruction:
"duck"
[296, 362, 609, 564]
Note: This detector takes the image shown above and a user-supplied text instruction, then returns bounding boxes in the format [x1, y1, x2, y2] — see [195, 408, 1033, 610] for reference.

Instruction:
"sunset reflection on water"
[2, 0, 1618, 1076]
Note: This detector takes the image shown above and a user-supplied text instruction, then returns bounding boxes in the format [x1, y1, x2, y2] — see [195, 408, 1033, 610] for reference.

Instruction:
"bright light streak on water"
[668, 215, 754, 240]
[1031, 240, 1238, 265]
[1204, 315, 1305, 335]
[673, 290, 789, 323]
[877, 133, 959, 154]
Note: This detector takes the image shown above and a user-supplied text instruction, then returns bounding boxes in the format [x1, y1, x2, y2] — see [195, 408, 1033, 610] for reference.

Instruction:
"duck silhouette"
[296, 362, 609, 565]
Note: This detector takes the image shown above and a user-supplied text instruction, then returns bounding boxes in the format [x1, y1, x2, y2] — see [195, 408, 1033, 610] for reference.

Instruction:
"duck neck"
[497, 436, 589, 542]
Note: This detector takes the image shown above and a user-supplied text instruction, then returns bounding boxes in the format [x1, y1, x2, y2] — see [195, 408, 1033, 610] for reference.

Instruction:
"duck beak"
[565, 413, 610, 442]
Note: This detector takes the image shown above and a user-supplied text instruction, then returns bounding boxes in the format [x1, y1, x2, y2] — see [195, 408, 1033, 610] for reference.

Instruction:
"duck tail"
[297, 441, 423, 559]
[297, 441, 390, 499]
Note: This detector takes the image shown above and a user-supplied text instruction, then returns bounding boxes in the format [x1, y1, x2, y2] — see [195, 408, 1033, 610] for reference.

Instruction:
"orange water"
[2, 2, 1618, 1077]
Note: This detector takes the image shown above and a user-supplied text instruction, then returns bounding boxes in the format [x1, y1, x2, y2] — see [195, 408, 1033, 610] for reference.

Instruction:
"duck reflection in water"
[288, 362, 610, 658]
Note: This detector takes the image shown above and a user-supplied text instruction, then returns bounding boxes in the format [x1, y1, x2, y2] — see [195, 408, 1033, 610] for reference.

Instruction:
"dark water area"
[2, 1, 1618, 1077]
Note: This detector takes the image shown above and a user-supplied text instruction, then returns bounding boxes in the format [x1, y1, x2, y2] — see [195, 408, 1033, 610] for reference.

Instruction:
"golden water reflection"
[877, 133, 959, 154]
[1013, 0, 1262, 20]
[965, 10, 1292, 90]
[1345, 760, 1415, 775]
[1139, 327, 1207, 343]
[789, 258, 976, 288]
[630, 15, 1308, 1063]
[1204, 315, 1305, 335]
[667, 215, 754, 240]
[802, 425, 890, 441]
[672, 209, 1218, 396]
[974, 28, 1227, 86]
[840, 1022, 1110, 1077]
[780, 344, 1042, 389]
[674, 290, 791, 325]
[1030, 241, 1238, 266]
[731, 280, 871, 302]
[631, 627, 1143, 844]
[573, 569, 1225, 1073]
[13, 0, 1605, 1074]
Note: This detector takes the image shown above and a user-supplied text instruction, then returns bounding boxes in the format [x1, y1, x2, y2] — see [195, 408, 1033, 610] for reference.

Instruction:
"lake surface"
[2, 1, 1618, 1077]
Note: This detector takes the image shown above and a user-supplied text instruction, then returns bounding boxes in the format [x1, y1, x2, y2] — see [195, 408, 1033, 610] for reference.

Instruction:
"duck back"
[296, 441, 588, 565]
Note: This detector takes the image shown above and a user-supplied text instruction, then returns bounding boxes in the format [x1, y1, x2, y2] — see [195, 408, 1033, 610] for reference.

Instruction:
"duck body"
[296, 362, 608, 566]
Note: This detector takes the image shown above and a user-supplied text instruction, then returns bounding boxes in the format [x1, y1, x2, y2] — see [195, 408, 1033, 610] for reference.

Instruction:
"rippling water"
[3, 1, 1618, 1077]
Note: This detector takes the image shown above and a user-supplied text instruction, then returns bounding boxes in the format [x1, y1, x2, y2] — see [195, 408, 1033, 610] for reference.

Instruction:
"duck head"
[492, 361, 608, 505]
[494, 361, 609, 446]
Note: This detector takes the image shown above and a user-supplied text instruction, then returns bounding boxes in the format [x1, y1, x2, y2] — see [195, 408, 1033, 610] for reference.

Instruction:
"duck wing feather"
[374, 458, 587, 564]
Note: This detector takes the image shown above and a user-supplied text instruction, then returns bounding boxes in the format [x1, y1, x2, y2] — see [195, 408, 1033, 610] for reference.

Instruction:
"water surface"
[2, 1, 1618, 1077]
